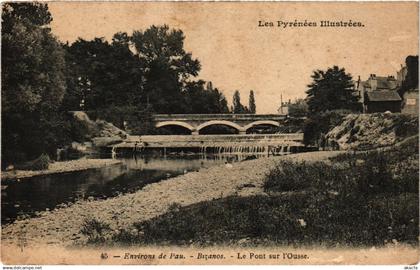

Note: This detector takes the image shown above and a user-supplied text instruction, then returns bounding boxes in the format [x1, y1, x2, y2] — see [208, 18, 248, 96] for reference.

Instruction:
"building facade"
[357, 74, 402, 113]
[401, 88, 419, 115]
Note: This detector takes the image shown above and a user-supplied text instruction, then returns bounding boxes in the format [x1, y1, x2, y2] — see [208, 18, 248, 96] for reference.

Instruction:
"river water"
[1, 153, 266, 224]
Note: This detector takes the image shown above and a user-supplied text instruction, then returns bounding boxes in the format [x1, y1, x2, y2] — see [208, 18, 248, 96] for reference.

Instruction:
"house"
[401, 88, 419, 115]
[357, 74, 402, 113]
[364, 90, 402, 113]
[277, 95, 290, 115]
[278, 102, 289, 115]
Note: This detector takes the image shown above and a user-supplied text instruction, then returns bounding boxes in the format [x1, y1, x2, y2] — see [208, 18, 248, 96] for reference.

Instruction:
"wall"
[402, 91, 419, 115]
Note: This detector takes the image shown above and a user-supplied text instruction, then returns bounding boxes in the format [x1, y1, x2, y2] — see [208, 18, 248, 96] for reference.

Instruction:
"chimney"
[370, 74, 377, 90]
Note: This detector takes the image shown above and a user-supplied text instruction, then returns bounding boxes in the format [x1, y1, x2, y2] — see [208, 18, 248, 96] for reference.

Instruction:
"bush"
[394, 114, 419, 138]
[80, 218, 111, 244]
[70, 118, 91, 143]
[264, 161, 324, 192]
[303, 110, 347, 146]
[14, 153, 51, 171]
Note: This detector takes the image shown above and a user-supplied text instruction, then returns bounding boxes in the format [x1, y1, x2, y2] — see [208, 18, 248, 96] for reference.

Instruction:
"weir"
[112, 133, 307, 155]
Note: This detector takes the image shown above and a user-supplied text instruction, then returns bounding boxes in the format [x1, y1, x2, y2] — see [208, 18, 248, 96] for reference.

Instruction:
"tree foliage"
[64, 25, 230, 130]
[398, 55, 419, 97]
[232, 90, 246, 114]
[131, 25, 201, 113]
[248, 90, 256, 114]
[2, 7, 234, 164]
[184, 81, 229, 114]
[2, 3, 68, 165]
[288, 99, 308, 117]
[306, 66, 359, 114]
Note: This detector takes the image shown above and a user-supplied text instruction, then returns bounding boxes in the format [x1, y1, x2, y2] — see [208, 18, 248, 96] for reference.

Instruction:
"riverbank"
[1, 159, 122, 180]
[1, 151, 341, 247]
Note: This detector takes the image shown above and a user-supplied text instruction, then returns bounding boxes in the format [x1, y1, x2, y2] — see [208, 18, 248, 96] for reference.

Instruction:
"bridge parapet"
[127, 133, 303, 143]
[153, 114, 287, 121]
[152, 114, 288, 134]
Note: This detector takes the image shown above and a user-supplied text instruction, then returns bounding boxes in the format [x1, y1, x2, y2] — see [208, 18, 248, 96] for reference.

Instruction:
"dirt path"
[1, 151, 341, 247]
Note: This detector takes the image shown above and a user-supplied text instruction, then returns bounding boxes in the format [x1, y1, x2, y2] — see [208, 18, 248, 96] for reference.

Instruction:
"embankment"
[325, 113, 418, 150]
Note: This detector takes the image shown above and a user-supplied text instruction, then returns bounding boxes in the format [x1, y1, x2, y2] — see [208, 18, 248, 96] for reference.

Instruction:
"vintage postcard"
[1, 1, 419, 266]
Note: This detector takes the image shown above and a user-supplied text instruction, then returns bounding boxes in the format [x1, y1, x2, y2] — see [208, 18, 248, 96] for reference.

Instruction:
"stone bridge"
[153, 114, 287, 135]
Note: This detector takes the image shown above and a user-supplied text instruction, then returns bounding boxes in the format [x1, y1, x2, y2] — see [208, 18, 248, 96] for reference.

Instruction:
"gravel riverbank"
[1, 159, 122, 180]
[2, 151, 341, 247]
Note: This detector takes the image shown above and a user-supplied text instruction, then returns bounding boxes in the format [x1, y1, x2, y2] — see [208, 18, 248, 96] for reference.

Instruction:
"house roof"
[362, 76, 398, 90]
[366, 90, 402, 102]
[375, 77, 397, 89]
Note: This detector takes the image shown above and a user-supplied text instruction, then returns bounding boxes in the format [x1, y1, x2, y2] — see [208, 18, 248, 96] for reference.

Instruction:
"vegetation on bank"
[79, 137, 418, 247]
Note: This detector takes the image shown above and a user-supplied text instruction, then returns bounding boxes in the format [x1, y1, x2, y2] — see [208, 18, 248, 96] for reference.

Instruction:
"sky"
[49, 2, 418, 114]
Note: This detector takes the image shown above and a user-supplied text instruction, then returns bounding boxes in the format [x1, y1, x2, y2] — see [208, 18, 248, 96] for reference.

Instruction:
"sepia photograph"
[1, 1, 419, 266]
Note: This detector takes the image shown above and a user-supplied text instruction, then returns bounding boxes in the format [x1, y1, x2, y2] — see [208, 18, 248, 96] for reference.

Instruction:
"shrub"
[15, 153, 51, 171]
[70, 119, 91, 142]
[80, 218, 111, 244]
[303, 110, 346, 146]
[264, 161, 326, 192]
[393, 114, 418, 138]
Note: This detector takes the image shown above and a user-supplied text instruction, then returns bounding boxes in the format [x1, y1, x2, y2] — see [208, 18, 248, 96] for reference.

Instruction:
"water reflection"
[1, 154, 258, 224]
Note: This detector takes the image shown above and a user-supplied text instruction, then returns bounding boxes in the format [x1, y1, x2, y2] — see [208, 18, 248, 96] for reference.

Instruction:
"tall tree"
[399, 55, 419, 97]
[249, 90, 256, 114]
[2, 3, 68, 165]
[131, 25, 200, 113]
[183, 81, 230, 113]
[63, 34, 143, 111]
[232, 90, 246, 114]
[305, 66, 359, 113]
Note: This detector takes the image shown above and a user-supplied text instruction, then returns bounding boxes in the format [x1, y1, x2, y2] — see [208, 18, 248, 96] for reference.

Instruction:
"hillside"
[325, 113, 418, 150]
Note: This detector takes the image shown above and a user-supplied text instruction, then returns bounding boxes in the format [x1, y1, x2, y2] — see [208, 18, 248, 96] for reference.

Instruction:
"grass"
[82, 136, 419, 247]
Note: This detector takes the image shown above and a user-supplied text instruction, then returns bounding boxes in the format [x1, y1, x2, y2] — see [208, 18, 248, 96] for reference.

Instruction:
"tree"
[288, 99, 309, 117]
[184, 81, 230, 114]
[398, 55, 419, 97]
[62, 33, 144, 128]
[232, 90, 247, 114]
[305, 66, 359, 114]
[2, 3, 68, 165]
[63, 25, 230, 134]
[131, 25, 200, 113]
[248, 90, 256, 114]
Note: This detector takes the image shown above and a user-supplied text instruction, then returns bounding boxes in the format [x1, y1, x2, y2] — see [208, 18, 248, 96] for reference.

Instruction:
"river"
[1, 153, 267, 224]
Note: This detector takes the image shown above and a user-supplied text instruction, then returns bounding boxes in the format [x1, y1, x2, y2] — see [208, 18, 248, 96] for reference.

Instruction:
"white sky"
[49, 2, 418, 113]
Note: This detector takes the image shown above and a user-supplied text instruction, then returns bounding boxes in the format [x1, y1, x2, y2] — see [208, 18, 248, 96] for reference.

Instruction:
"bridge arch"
[155, 121, 195, 131]
[197, 120, 245, 134]
[243, 120, 280, 131]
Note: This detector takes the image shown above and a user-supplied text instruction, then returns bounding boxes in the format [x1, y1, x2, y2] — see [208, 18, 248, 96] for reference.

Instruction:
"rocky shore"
[1, 151, 341, 247]
[1, 159, 122, 180]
